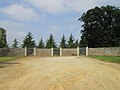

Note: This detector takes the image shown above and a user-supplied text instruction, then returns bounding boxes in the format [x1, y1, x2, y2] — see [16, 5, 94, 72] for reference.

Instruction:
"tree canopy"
[79, 5, 120, 47]
[46, 34, 57, 48]
[60, 34, 67, 48]
[12, 38, 18, 48]
[38, 38, 45, 48]
[22, 32, 36, 48]
[74, 39, 79, 48]
[67, 34, 75, 48]
[0, 27, 7, 48]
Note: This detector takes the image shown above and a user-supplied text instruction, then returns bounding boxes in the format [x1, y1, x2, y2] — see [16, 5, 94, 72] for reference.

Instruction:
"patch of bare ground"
[0, 56, 120, 90]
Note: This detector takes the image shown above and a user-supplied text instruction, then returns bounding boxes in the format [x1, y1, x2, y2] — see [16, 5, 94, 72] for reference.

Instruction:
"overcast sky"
[0, 0, 120, 46]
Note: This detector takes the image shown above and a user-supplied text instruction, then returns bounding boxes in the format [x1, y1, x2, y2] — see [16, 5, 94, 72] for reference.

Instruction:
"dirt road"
[0, 56, 120, 90]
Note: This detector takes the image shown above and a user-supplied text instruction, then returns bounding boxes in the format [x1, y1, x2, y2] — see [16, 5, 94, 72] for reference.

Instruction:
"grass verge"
[0, 57, 20, 62]
[89, 56, 120, 63]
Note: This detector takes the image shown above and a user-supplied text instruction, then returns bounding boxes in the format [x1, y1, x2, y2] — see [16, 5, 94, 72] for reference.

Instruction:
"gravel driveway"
[0, 56, 120, 90]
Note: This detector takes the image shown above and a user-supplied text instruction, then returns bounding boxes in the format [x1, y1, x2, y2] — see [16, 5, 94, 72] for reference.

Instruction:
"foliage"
[67, 34, 75, 48]
[38, 38, 45, 48]
[79, 5, 120, 47]
[90, 56, 120, 63]
[0, 27, 7, 48]
[74, 39, 79, 48]
[12, 38, 18, 48]
[46, 34, 57, 48]
[60, 34, 67, 48]
[22, 32, 36, 48]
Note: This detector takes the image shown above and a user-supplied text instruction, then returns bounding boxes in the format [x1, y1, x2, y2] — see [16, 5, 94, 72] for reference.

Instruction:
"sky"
[0, 0, 120, 47]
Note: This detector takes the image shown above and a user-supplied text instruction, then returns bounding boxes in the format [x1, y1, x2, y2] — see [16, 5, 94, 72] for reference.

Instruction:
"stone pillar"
[34, 47, 36, 56]
[25, 47, 27, 56]
[51, 47, 53, 56]
[86, 46, 88, 56]
[77, 47, 79, 56]
[60, 47, 62, 56]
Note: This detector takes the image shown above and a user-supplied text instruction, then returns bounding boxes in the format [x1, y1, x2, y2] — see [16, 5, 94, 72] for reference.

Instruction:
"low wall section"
[0, 48, 25, 56]
[36, 49, 51, 56]
[62, 48, 77, 56]
[0, 47, 119, 56]
[89, 47, 120, 56]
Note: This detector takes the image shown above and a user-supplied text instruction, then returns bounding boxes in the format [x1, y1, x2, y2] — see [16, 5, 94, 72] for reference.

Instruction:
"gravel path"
[0, 56, 120, 90]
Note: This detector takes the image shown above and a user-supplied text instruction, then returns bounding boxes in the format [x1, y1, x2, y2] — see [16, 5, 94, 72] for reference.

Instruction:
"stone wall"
[36, 49, 51, 56]
[62, 48, 77, 56]
[89, 47, 120, 56]
[0, 48, 25, 56]
[1, 47, 119, 57]
[79, 48, 86, 55]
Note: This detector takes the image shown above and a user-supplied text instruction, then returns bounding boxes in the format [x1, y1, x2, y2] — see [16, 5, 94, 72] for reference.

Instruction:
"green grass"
[0, 57, 20, 62]
[89, 56, 120, 63]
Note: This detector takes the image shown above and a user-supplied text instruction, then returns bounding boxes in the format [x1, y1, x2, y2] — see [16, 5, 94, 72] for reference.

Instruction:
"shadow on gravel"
[0, 62, 20, 64]
[0, 66, 7, 68]
[0, 62, 20, 68]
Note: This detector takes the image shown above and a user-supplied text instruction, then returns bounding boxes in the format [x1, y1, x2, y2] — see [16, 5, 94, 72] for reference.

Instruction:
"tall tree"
[46, 34, 57, 48]
[22, 32, 36, 48]
[67, 34, 75, 48]
[79, 5, 120, 47]
[38, 38, 45, 48]
[12, 38, 18, 48]
[0, 27, 7, 48]
[60, 34, 67, 48]
[74, 39, 79, 48]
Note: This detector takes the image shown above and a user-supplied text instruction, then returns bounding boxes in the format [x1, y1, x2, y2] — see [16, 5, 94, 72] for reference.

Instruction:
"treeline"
[0, 29, 80, 48]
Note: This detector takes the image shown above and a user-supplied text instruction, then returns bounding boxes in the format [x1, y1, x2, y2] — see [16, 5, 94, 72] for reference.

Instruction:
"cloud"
[26, 0, 67, 14]
[64, 0, 101, 12]
[26, 0, 102, 14]
[26, 0, 120, 14]
[0, 4, 39, 21]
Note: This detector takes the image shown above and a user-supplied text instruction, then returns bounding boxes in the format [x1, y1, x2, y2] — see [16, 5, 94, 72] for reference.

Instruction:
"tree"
[67, 34, 75, 48]
[0, 27, 7, 48]
[22, 32, 36, 48]
[60, 34, 67, 48]
[38, 38, 45, 48]
[46, 34, 57, 48]
[79, 5, 120, 47]
[74, 39, 79, 48]
[12, 38, 18, 48]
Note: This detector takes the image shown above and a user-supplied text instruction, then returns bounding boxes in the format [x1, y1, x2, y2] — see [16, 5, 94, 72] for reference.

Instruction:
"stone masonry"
[0, 47, 119, 57]
[0, 48, 25, 56]
[89, 47, 120, 56]
[36, 49, 51, 56]
[62, 48, 77, 56]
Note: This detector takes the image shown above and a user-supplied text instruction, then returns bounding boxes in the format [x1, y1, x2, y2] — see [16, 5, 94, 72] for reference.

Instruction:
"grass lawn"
[0, 57, 20, 62]
[90, 56, 120, 63]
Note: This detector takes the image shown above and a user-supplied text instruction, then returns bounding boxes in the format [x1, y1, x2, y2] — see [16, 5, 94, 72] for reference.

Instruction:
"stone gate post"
[34, 47, 36, 56]
[86, 46, 88, 56]
[60, 47, 62, 56]
[77, 47, 79, 56]
[51, 47, 53, 56]
[25, 47, 27, 56]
